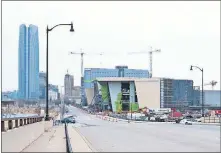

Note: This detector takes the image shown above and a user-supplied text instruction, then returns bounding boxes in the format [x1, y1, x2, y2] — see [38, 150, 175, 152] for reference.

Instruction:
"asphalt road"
[68, 106, 220, 152]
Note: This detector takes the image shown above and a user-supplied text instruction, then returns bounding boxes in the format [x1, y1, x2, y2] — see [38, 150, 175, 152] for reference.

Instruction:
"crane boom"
[128, 47, 161, 78]
[69, 49, 104, 106]
[204, 80, 218, 90]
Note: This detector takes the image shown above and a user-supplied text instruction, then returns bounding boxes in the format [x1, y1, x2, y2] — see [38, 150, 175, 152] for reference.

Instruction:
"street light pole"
[45, 22, 74, 121]
[45, 26, 49, 120]
[201, 68, 204, 117]
[190, 65, 204, 117]
[131, 102, 132, 121]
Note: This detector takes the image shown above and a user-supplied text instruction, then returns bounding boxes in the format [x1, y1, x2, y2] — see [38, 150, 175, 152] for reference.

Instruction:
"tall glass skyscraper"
[18, 24, 28, 99]
[18, 24, 39, 100]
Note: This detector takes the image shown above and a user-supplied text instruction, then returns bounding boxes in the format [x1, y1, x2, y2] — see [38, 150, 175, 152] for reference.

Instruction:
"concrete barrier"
[2, 120, 53, 152]
[1, 116, 44, 132]
[202, 117, 221, 123]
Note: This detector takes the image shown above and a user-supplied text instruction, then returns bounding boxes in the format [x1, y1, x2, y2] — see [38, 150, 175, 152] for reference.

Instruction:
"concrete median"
[2, 121, 53, 152]
[68, 126, 96, 152]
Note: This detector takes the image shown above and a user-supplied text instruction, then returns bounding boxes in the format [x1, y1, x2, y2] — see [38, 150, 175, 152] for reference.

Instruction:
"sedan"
[180, 119, 193, 125]
[61, 117, 76, 124]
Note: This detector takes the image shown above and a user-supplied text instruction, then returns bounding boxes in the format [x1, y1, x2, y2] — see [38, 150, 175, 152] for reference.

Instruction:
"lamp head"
[190, 65, 193, 71]
[70, 22, 74, 32]
[156, 49, 161, 52]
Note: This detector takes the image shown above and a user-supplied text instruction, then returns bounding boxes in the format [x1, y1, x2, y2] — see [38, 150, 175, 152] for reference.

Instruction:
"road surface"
[67, 106, 220, 152]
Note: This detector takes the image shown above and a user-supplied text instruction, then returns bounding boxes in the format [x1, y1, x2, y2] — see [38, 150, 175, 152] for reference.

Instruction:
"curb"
[74, 128, 99, 152]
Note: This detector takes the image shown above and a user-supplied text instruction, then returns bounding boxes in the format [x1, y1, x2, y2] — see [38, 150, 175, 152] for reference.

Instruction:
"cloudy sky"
[2, 1, 220, 91]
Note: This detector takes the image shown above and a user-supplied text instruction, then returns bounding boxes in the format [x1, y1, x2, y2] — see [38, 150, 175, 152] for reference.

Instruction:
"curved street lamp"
[190, 65, 204, 117]
[45, 22, 74, 121]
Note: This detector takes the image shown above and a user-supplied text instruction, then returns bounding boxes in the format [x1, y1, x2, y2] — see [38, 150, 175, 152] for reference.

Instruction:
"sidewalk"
[68, 125, 95, 152]
[192, 122, 221, 126]
[21, 125, 66, 152]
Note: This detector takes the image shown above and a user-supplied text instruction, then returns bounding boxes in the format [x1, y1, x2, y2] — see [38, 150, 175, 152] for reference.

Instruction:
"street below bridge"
[68, 106, 220, 152]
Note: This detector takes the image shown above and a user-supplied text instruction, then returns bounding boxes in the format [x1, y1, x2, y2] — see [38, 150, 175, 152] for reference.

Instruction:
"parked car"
[61, 117, 76, 124]
[180, 119, 193, 125]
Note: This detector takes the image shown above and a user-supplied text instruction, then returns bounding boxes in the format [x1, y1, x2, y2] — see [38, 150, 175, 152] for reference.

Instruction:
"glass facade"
[18, 24, 39, 100]
[172, 80, 193, 106]
[18, 24, 27, 99]
[203, 90, 220, 106]
[28, 25, 39, 100]
[84, 66, 149, 88]
[2, 91, 18, 100]
[193, 86, 200, 106]
[39, 72, 46, 99]
[160, 78, 194, 108]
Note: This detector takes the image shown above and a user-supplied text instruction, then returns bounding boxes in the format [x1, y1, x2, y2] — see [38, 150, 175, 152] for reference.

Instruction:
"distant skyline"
[2, 1, 220, 91]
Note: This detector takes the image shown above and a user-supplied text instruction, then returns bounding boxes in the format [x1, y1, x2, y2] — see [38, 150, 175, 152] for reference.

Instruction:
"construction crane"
[69, 49, 103, 105]
[69, 49, 103, 77]
[204, 80, 218, 90]
[128, 47, 161, 78]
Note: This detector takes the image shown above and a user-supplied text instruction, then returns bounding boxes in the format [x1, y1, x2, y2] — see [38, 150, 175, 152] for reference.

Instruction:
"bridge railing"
[1, 116, 44, 132]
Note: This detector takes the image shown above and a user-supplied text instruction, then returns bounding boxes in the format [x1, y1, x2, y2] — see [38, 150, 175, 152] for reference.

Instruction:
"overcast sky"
[2, 1, 220, 91]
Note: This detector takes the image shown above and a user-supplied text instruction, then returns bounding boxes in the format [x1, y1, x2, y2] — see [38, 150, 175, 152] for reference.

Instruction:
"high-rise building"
[64, 72, 74, 97]
[18, 24, 39, 100]
[28, 25, 39, 100]
[84, 65, 149, 88]
[18, 24, 28, 99]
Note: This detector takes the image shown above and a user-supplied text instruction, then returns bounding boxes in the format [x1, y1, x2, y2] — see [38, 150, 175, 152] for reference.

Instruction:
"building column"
[130, 82, 135, 102]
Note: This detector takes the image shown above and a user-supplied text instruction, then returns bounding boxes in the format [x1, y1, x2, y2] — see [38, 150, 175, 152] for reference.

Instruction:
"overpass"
[1, 113, 93, 152]
[2, 106, 220, 152]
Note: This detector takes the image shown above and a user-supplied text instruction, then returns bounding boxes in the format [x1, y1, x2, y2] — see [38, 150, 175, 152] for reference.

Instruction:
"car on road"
[61, 117, 76, 124]
[180, 119, 193, 125]
[194, 117, 202, 122]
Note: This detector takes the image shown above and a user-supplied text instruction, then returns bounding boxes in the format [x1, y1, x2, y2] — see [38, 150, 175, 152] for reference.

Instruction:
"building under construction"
[160, 78, 194, 110]
[84, 77, 196, 112]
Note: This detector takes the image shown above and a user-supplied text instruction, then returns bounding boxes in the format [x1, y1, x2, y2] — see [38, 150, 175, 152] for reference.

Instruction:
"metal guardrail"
[64, 122, 73, 153]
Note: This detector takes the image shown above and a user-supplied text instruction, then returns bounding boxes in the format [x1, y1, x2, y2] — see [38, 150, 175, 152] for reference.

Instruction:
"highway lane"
[68, 106, 220, 152]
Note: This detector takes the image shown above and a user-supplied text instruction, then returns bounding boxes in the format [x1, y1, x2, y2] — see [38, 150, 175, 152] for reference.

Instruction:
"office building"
[18, 24, 28, 99]
[28, 25, 40, 100]
[72, 86, 81, 97]
[2, 91, 18, 100]
[49, 89, 58, 101]
[161, 79, 194, 108]
[193, 86, 201, 106]
[39, 72, 59, 100]
[203, 90, 220, 107]
[64, 72, 74, 97]
[39, 72, 46, 99]
[85, 77, 195, 111]
[84, 65, 149, 88]
[18, 24, 39, 100]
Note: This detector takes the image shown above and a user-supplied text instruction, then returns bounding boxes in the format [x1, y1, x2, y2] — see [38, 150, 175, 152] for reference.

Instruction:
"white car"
[180, 119, 193, 125]
[194, 118, 202, 122]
